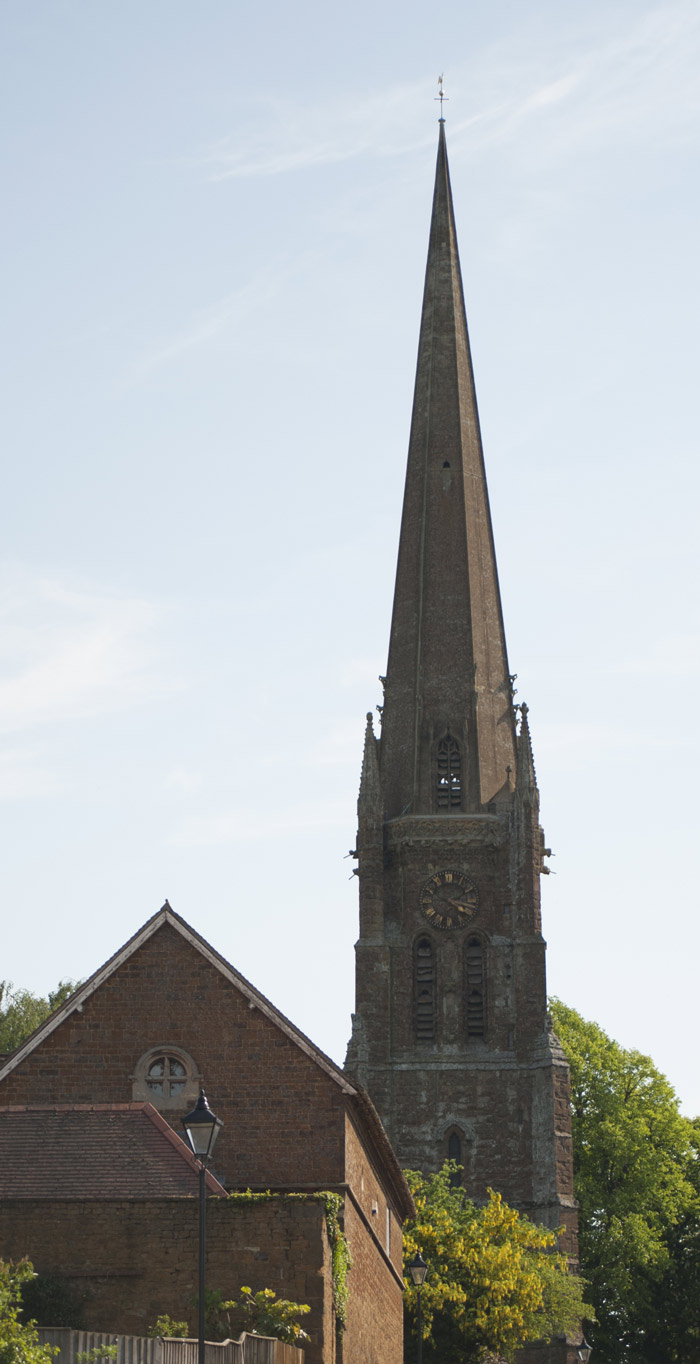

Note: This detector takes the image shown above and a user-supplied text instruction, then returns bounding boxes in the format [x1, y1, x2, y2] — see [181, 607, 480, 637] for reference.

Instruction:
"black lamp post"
[577, 1339, 593, 1362]
[408, 1252, 428, 1364]
[182, 1090, 223, 1364]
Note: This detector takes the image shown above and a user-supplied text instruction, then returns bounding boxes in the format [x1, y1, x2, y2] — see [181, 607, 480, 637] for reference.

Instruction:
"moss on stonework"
[227, 1190, 352, 1332]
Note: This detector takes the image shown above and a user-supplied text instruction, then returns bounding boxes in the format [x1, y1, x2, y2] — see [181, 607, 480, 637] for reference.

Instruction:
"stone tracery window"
[132, 1045, 200, 1111]
[437, 734, 462, 809]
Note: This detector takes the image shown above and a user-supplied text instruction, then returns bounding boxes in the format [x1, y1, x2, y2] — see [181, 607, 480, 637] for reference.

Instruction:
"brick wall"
[342, 1197, 403, 1364]
[341, 1115, 405, 1364]
[0, 1198, 334, 1364]
[0, 925, 345, 1191]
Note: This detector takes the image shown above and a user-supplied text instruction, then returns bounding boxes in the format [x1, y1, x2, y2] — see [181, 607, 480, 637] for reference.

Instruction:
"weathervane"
[435, 74, 448, 120]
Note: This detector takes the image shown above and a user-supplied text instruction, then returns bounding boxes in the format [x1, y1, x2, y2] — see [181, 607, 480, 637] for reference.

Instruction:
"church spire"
[379, 122, 516, 818]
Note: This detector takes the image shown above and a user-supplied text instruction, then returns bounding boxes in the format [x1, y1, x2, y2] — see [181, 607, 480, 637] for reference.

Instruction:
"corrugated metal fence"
[37, 1330, 302, 1364]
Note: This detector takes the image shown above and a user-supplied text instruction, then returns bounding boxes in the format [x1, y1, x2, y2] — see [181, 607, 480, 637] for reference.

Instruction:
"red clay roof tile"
[0, 1103, 227, 1199]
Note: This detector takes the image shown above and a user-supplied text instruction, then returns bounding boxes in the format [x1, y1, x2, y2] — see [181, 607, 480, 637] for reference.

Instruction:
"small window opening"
[466, 937, 485, 1038]
[437, 735, 462, 809]
[146, 1055, 187, 1097]
[132, 1046, 200, 1112]
[414, 937, 436, 1043]
[442, 460, 451, 468]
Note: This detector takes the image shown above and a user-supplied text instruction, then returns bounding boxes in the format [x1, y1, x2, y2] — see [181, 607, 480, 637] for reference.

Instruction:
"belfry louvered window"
[437, 735, 462, 808]
[415, 937, 436, 1042]
[465, 936, 485, 1038]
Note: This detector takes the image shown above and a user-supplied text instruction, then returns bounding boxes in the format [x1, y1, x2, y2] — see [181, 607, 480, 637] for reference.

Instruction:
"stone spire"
[379, 122, 516, 819]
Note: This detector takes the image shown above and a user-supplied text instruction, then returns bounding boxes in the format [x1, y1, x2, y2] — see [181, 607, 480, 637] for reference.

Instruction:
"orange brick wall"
[0, 924, 409, 1364]
[0, 1198, 335, 1364]
[0, 925, 345, 1191]
[342, 1196, 404, 1364]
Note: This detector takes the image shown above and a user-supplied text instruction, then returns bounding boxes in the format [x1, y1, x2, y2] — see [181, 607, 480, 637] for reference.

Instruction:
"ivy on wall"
[227, 1191, 352, 1332]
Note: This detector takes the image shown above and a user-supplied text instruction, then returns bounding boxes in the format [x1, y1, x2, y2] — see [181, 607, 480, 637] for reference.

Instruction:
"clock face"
[420, 870, 478, 930]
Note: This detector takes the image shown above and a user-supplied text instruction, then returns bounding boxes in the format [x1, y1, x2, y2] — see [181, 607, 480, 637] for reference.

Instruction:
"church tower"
[345, 120, 577, 1256]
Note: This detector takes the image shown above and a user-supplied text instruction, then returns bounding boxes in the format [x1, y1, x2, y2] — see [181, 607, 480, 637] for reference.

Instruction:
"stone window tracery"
[437, 734, 462, 809]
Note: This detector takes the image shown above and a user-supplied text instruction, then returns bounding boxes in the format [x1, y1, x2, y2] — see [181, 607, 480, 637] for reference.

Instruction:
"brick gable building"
[0, 905, 413, 1364]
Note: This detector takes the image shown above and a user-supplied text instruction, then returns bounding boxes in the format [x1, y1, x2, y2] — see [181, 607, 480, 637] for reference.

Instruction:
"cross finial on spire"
[435, 73, 448, 121]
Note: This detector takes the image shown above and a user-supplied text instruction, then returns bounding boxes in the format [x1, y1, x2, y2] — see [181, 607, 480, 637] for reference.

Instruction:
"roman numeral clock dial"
[420, 870, 478, 930]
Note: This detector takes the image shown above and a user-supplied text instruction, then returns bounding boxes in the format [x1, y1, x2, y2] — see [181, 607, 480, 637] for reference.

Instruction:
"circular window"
[132, 1046, 200, 1111]
[146, 1055, 188, 1098]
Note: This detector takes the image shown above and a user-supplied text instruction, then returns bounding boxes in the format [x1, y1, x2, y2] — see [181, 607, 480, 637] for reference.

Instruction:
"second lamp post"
[408, 1251, 428, 1364]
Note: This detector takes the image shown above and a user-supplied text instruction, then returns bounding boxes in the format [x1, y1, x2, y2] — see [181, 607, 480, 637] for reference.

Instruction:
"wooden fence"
[37, 1329, 302, 1364]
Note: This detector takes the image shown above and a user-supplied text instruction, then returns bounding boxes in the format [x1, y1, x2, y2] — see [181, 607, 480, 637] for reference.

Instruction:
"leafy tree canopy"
[403, 1162, 590, 1363]
[0, 1259, 58, 1364]
[0, 982, 77, 1054]
[550, 999, 700, 1363]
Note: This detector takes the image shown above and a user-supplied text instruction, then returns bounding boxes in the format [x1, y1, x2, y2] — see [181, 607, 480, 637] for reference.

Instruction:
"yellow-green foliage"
[403, 1164, 590, 1362]
[0, 1260, 58, 1364]
[146, 1318, 189, 1340]
[219, 1288, 310, 1346]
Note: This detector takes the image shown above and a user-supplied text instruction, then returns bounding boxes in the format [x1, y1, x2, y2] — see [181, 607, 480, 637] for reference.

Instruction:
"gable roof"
[0, 904, 414, 1220]
[0, 903, 354, 1095]
[0, 1102, 227, 1199]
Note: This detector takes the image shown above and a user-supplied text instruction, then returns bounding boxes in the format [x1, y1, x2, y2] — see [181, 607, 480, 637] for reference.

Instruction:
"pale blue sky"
[2, 1, 699, 1111]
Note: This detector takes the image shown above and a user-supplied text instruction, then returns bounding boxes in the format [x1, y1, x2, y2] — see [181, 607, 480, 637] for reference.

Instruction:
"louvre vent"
[415, 937, 436, 1042]
[465, 936, 485, 1037]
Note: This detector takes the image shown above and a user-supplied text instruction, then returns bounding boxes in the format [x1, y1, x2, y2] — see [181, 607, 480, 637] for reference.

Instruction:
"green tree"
[403, 1163, 590, 1363]
[550, 999, 700, 1363]
[0, 1259, 58, 1364]
[0, 983, 77, 1054]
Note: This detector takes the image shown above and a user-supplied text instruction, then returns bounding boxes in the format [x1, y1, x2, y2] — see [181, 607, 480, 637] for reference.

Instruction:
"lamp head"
[181, 1088, 223, 1163]
[408, 1251, 428, 1288]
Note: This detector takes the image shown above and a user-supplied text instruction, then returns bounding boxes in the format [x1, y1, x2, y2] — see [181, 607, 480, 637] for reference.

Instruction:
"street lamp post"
[577, 1339, 593, 1362]
[182, 1090, 223, 1364]
[408, 1252, 428, 1364]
